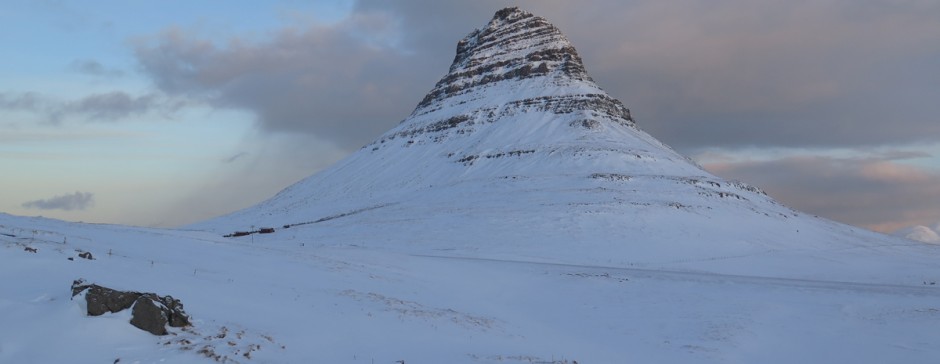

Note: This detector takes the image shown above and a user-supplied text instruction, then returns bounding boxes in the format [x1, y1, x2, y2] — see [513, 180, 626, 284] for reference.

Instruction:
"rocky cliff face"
[416, 7, 595, 110]
[395, 7, 635, 147]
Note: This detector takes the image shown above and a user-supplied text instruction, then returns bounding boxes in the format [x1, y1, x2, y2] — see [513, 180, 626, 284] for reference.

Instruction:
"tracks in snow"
[414, 254, 940, 297]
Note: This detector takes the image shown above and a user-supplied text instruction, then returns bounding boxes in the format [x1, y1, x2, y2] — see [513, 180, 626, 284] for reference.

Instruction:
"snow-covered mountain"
[196, 7, 933, 284]
[3, 7, 940, 364]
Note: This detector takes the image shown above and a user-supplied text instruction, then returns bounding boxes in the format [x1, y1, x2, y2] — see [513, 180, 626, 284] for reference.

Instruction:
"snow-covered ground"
[3, 7, 939, 363]
[2, 212, 939, 363]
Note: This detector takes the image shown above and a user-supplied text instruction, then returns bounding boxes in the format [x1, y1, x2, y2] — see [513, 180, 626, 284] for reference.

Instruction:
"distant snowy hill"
[3, 7, 940, 364]
[894, 224, 940, 244]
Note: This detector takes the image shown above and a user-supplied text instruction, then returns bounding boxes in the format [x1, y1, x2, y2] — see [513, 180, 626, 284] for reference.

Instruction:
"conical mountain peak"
[308, 6, 707, 196]
[216, 7, 717, 215]
[194, 8, 923, 291]
[203, 8, 766, 231]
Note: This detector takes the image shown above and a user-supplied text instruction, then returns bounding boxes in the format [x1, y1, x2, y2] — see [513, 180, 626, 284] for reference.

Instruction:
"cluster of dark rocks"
[71, 279, 190, 335]
[223, 227, 276, 238]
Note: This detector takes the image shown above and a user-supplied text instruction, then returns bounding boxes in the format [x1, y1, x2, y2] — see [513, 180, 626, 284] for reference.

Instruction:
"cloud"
[893, 224, 940, 244]
[61, 92, 157, 121]
[352, 1, 504, 54]
[222, 152, 248, 164]
[703, 153, 940, 232]
[59, 91, 188, 122]
[0, 92, 45, 111]
[69, 59, 124, 77]
[0, 91, 188, 123]
[152, 133, 349, 227]
[22, 191, 95, 211]
[524, 1, 940, 150]
[131, 16, 439, 150]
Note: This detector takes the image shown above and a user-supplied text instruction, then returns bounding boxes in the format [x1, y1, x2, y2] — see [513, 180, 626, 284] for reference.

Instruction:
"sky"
[2, 0, 939, 233]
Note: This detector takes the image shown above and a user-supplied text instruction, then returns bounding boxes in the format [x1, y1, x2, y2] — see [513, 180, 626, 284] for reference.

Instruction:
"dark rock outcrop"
[82, 284, 140, 316]
[71, 279, 191, 336]
[161, 294, 190, 328]
[129, 295, 169, 335]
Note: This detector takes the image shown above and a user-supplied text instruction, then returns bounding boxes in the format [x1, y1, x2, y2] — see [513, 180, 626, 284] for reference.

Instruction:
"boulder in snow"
[71, 279, 191, 335]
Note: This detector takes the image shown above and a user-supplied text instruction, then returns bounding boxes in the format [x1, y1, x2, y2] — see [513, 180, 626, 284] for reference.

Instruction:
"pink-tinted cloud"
[703, 153, 940, 232]
[893, 224, 940, 244]
[859, 162, 931, 184]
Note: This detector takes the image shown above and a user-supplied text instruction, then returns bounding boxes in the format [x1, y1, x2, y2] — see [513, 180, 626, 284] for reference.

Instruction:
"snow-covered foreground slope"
[4, 7, 940, 363]
[3, 212, 940, 363]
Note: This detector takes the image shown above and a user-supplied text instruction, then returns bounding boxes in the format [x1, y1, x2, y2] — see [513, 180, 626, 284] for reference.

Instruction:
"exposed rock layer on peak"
[418, 7, 592, 109]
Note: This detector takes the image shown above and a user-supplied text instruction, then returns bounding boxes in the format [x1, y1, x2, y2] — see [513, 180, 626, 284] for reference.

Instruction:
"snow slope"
[3, 7, 940, 364]
[3, 212, 940, 363]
